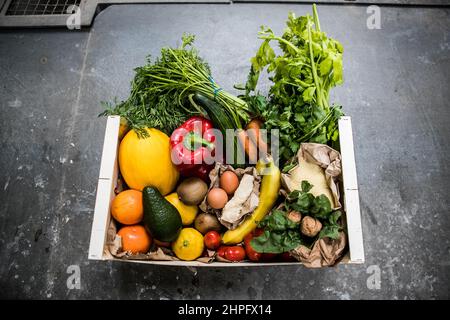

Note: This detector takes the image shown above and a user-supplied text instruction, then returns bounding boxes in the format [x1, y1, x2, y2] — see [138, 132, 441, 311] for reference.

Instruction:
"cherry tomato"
[216, 246, 228, 258]
[204, 231, 221, 250]
[224, 246, 246, 262]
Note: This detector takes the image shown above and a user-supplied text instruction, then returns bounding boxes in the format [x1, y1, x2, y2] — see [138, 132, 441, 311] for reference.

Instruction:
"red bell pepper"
[170, 116, 216, 182]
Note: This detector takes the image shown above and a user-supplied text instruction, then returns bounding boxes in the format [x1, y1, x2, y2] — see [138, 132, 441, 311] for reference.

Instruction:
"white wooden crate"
[88, 115, 365, 266]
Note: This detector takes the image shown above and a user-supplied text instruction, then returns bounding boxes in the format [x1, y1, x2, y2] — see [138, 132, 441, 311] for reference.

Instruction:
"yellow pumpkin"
[119, 128, 179, 195]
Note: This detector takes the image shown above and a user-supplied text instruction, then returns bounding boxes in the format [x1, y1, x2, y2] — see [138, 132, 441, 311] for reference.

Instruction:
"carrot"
[246, 119, 268, 157]
[237, 129, 258, 164]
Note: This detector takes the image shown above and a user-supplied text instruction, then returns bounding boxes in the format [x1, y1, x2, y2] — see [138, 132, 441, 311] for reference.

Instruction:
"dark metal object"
[0, 0, 94, 27]
[1, 0, 449, 28]
[235, 0, 450, 6]
[0, 0, 229, 28]
[5, 0, 81, 16]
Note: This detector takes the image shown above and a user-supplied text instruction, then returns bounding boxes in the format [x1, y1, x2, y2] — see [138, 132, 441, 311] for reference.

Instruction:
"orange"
[117, 225, 152, 254]
[111, 189, 143, 225]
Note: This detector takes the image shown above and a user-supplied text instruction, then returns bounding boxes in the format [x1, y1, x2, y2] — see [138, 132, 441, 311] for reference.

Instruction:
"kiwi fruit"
[177, 177, 208, 205]
[194, 213, 221, 234]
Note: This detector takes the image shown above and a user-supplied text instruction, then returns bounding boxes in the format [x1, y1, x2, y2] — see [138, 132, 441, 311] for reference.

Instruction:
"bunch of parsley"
[243, 5, 344, 169]
[250, 181, 343, 254]
[286, 181, 343, 240]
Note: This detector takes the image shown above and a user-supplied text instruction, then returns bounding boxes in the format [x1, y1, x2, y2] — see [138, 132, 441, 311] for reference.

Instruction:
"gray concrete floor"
[0, 3, 449, 299]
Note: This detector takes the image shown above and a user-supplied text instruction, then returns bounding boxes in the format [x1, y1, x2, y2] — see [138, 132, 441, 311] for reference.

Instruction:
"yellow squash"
[172, 228, 204, 261]
[222, 156, 281, 244]
[119, 128, 179, 195]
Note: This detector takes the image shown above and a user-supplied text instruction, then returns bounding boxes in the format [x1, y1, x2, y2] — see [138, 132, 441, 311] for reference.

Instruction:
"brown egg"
[207, 188, 229, 210]
[219, 171, 239, 195]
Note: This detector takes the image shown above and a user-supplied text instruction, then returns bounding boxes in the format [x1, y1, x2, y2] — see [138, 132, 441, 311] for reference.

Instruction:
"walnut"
[301, 216, 322, 237]
[287, 211, 302, 223]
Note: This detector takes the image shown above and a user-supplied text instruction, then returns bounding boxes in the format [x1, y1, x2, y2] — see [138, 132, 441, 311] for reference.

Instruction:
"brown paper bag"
[281, 143, 342, 209]
[199, 163, 261, 230]
[290, 232, 347, 268]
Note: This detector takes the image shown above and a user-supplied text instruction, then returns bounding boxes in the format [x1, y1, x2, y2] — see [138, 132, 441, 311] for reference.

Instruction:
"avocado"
[143, 186, 182, 242]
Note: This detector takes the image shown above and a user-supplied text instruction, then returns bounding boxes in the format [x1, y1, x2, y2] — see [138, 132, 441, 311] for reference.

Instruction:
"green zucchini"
[192, 93, 245, 167]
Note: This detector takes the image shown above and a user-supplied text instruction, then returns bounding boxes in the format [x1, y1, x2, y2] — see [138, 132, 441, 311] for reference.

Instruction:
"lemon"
[165, 193, 198, 225]
[172, 228, 204, 261]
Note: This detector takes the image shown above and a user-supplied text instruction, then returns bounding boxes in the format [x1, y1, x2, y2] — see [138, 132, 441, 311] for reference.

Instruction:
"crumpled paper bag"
[199, 163, 261, 230]
[281, 143, 342, 209]
[290, 232, 347, 268]
[281, 143, 347, 268]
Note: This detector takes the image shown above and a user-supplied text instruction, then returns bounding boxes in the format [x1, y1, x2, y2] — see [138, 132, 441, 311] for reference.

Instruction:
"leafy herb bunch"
[250, 181, 343, 254]
[101, 34, 250, 136]
[244, 5, 344, 168]
[286, 181, 343, 240]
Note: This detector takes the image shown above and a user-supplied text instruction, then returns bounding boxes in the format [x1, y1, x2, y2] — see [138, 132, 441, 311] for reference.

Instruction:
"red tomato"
[204, 231, 221, 250]
[224, 246, 246, 262]
[279, 252, 297, 262]
[244, 232, 261, 261]
[261, 253, 278, 261]
[244, 229, 277, 262]
[253, 228, 264, 237]
[216, 246, 228, 258]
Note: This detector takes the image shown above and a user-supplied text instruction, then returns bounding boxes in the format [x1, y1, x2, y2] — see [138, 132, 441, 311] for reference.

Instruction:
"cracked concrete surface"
[0, 3, 449, 299]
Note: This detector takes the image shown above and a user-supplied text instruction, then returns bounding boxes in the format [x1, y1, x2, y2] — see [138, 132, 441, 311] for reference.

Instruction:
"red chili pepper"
[170, 116, 216, 182]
